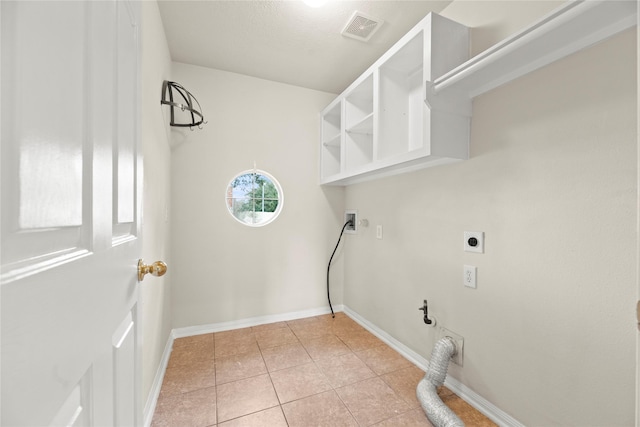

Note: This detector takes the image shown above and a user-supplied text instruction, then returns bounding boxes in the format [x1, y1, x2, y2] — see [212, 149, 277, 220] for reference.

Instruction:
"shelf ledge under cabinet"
[427, 0, 636, 103]
[320, 154, 461, 186]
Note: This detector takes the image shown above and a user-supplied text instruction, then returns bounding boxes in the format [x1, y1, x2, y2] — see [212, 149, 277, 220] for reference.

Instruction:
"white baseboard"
[142, 335, 173, 427]
[171, 305, 344, 339]
[342, 305, 524, 427]
[142, 304, 522, 427]
[142, 305, 343, 426]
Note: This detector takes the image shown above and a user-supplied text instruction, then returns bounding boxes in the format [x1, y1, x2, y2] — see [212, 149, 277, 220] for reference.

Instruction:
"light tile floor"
[152, 312, 497, 426]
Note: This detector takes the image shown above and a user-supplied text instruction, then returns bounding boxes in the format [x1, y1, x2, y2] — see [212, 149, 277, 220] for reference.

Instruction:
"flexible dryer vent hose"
[416, 337, 465, 427]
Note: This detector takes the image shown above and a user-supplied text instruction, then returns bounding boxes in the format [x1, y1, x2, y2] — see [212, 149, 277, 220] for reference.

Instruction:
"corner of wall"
[140, 0, 174, 413]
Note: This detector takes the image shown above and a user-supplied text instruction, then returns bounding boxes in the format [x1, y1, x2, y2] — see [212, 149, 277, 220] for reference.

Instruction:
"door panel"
[0, 0, 89, 279]
[1, 1, 141, 426]
[50, 371, 91, 427]
[116, 0, 137, 226]
[12, 1, 85, 230]
[113, 310, 137, 427]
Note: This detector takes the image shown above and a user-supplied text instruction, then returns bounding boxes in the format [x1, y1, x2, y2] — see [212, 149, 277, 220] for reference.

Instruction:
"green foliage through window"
[226, 170, 283, 226]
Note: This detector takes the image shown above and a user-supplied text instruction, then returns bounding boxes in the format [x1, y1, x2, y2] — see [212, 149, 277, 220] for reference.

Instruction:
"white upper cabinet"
[320, 13, 469, 186]
[320, 0, 637, 186]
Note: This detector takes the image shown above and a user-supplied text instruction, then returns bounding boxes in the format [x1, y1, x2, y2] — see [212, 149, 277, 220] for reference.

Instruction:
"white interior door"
[1, 1, 142, 426]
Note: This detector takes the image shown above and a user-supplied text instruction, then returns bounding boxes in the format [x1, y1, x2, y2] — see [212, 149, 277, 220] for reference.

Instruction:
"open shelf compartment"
[378, 31, 425, 161]
[320, 101, 342, 179]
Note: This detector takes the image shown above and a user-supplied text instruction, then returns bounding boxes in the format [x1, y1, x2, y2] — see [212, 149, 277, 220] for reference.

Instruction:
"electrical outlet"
[436, 327, 464, 366]
[464, 231, 484, 253]
[345, 210, 357, 234]
[463, 265, 477, 289]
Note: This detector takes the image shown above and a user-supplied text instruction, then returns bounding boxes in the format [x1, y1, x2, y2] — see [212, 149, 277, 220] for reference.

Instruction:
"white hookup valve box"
[345, 210, 357, 234]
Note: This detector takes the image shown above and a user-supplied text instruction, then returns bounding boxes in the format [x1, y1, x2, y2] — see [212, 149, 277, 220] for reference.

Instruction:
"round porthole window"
[225, 170, 284, 227]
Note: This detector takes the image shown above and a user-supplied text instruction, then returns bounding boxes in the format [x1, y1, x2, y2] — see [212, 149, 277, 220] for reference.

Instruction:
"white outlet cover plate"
[463, 265, 477, 288]
[464, 231, 484, 253]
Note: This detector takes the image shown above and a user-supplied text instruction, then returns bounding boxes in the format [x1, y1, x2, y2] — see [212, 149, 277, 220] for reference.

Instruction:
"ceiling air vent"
[341, 11, 384, 42]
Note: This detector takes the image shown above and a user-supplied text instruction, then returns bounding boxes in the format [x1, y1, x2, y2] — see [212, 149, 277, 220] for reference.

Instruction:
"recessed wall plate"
[464, 231, 484, 253]
[436, 327, 464, 366]
[345, 210, 357, 234]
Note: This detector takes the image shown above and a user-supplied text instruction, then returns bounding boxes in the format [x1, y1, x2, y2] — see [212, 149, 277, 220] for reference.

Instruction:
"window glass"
[225, 170, 283, 226]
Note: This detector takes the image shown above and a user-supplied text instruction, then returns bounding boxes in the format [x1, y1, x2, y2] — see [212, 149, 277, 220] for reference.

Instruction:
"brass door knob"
[138, 259, 167, 282]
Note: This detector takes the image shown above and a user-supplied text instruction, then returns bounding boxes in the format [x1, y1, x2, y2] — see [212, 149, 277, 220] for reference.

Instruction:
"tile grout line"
[286, 321, 415, 427]
[154, 314, 494, 426]
[259, 335, 290, 426]
[213, 335, 219, 427]
[285, 322, 363, 426]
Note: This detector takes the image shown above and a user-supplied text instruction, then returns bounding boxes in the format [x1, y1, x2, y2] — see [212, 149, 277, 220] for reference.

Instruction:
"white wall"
[169, 63, 341, 328]
[142, 1, 637, 424]
[140, 0, 173, 408]
[637, 4, 640, 425]
[343, 3, 637, 426]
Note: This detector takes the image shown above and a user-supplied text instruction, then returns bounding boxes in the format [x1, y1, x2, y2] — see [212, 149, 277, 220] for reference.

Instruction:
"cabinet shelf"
[320, 98, 343, 178]
[346, 113, 373, 135]
[322, 134, 341, 147]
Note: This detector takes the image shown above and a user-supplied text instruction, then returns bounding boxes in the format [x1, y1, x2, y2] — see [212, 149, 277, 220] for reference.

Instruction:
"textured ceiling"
[157, 1, 453, 94]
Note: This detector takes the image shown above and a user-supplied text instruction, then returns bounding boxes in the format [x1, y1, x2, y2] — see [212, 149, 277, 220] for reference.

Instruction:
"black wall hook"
[418, 299, 433, 325]
[161, 80, 206, 130]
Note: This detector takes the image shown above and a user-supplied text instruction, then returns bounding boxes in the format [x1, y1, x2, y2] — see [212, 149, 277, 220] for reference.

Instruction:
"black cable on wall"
[327, 220, 352, 318]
